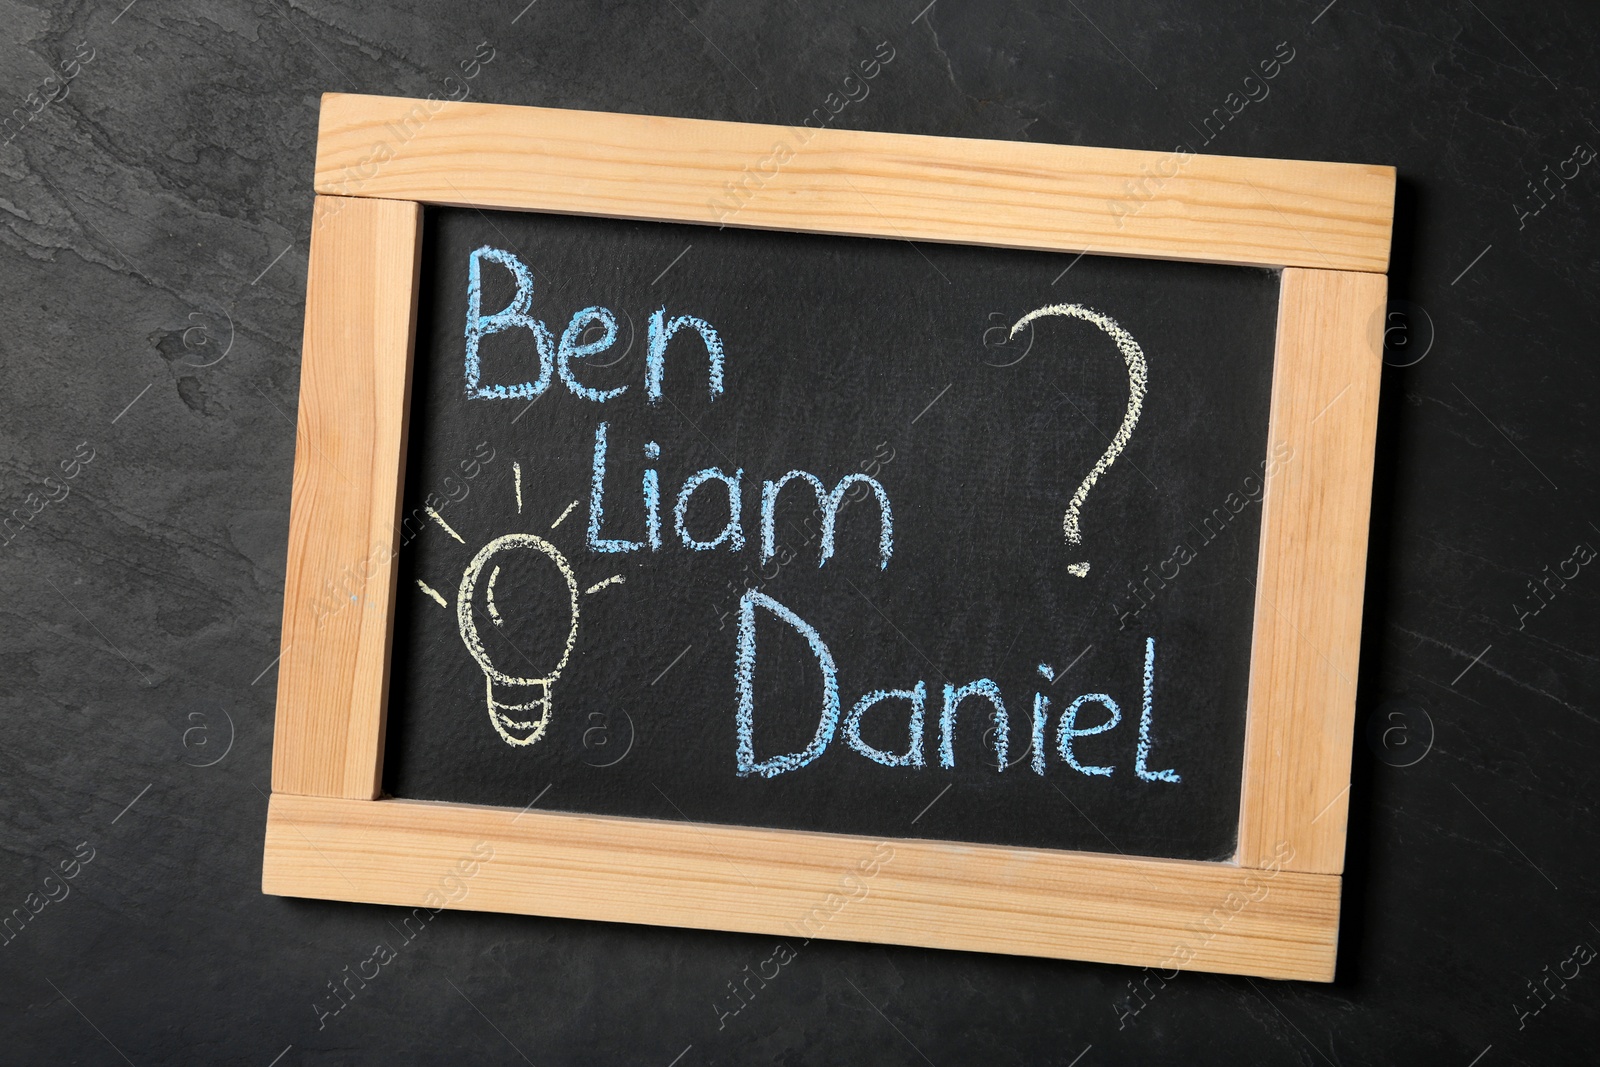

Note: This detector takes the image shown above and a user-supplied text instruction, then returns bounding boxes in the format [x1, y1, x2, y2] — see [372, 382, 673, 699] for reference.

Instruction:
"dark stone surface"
[0, 1, 1594, 1063]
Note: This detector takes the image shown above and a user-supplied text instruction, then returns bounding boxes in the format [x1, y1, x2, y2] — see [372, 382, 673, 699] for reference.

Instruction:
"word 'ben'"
[464, 244, 726, 405]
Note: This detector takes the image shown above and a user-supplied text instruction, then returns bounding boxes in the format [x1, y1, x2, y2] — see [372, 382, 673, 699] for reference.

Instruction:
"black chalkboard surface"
[384, 207, 1280, 862]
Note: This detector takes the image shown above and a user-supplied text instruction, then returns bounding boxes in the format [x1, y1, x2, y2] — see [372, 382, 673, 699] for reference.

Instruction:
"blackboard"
[383, 206, 1281, 862]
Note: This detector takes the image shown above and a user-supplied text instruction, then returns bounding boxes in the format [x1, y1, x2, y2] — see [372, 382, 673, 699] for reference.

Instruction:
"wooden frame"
[265, 93, 1391, 982]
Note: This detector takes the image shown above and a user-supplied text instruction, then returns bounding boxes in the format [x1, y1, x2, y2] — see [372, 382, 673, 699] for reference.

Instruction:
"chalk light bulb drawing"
[457, 533, 579, 747]
[415, 460, 624, 749]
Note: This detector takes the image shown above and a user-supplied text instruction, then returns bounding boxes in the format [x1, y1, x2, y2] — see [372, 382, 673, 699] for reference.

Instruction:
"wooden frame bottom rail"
[264, 794, 1340, 981]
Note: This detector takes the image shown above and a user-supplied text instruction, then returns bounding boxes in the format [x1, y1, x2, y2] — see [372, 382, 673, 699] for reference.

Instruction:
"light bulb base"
[485, 678, 552, 747]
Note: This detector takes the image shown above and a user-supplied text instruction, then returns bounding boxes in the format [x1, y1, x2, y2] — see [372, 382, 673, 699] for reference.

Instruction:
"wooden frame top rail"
[313, 93, 1394, 273]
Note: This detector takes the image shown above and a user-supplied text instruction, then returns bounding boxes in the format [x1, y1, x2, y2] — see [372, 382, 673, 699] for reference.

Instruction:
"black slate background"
[1, 1, 1596, 1064]
[385, 208, 1279, 862]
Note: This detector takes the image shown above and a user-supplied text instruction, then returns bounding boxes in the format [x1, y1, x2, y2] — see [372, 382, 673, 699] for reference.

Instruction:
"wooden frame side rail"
[271, 196, 421, 800]
[266, 93, 1390, 983]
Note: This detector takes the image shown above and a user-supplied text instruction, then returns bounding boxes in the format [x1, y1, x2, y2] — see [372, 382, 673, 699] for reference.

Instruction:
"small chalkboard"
[264, 93, 1393, 982]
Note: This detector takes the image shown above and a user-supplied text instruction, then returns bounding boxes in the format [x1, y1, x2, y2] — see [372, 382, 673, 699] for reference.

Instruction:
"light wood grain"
[265, 793, 1340, 981]
[268, 113, 1390, 977]
[271, 195, 421, 800]
[1237, 268, 1385, 875]
[312, 92, 1393, 272]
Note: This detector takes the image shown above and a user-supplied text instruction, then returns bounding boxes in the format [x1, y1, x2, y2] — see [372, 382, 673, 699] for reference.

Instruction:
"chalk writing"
[736, 590, 841, 778]
[457, 534, 580, 747]
[466, 246, 724, 404]
[845, 684, 927, 768]
[709, 441, 896, 632]
[450, 246, 1193, 786]
[585, 423, 892, 568]
[411, 456, 626, 748]
[734, 583, 1178, 782]
[1009, 304, 1148, 577]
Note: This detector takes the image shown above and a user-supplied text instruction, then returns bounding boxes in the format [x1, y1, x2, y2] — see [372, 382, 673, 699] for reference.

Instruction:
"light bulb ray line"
[416, 579, 449, 609]
[584, 575, 624, 595]
[550, 499, 579, 529]
[513, 461, 523, 514]
[426, 505, 466, 543]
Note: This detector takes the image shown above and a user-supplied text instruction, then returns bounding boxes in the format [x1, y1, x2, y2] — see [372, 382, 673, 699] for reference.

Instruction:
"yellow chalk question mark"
[1008, 303, 1148, 577]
